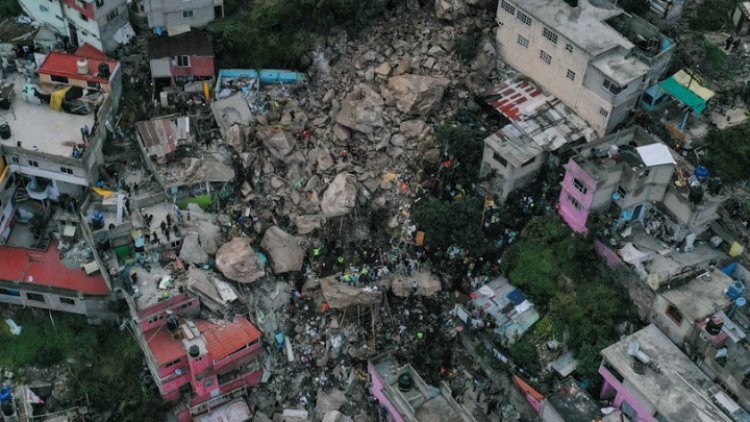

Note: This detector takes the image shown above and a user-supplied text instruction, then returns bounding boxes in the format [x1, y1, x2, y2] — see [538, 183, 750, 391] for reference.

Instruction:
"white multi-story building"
[144, 0, 224, 35]
[494, 0, 675, 135]
[19, 0, 134, 53]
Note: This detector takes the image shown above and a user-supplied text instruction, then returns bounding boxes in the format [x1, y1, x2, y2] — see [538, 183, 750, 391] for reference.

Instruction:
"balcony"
[26, 179, 52, 201]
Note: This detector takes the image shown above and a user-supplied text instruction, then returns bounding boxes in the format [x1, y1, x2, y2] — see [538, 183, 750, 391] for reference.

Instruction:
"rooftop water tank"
[0, 123, 11, 140]
[98, 62, 110, 79]
[706, 316, 724, 335]
[694, 166, 709, 181]
[189, 345, 200, 358]
[398, 373, 413, 392]
[726, 281, 746, 300]
[77, 58, 89, 75]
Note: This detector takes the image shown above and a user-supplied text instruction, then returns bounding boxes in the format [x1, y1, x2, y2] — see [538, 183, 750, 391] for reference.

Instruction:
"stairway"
[14, 187, 28, 202]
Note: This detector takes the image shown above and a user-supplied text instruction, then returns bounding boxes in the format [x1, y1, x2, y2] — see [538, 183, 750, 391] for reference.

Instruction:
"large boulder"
[320, 276, 382, 309]
[435, 0, 467, 21]
[316, 390, 347, 420]
[389, 271, 442, 297]
[335, 84, 384, 136]
[295, 214, 325, 235]
[179, 233, 209, 264]
[322, 411, 353, 422]
[256, 126, 296, 161]
[215, 237, 266, 283]
[387, 75, 449, 116]
[260, 226, 304, 273]
[321, 173, 357, 218]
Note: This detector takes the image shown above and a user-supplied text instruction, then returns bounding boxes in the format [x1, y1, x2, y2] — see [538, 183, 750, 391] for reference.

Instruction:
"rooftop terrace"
[0, 73, 96, 158]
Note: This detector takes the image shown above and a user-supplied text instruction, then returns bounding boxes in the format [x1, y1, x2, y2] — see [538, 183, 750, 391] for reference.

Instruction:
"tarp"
[50, 86, 71, 111]
[658, 72, 714, 115]
[618, 242, 650, 264]
[636, 143, 676, 167]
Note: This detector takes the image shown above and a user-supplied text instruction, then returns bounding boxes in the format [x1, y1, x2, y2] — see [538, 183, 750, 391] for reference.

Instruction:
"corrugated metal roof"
[136, 117, 190, 158]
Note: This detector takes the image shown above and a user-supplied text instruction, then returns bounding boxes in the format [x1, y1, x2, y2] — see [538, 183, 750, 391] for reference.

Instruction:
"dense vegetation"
[436, 123, 487, 188]
[0, 0, 20, 19]
[690, 0, 735, 31]
[501, 217, 636, 378]
[0, 309, 163, 421]
[209, 0, 395, 69]
[703, 122, 750, 185]
[412, 197, 494, 257]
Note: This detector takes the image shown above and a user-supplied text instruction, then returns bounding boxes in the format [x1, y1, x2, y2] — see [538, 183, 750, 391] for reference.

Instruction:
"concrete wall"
[617, 163, 673, 210]
[19, 0, 67, 34]
[0, 281, 115, 322]
[558, 158, 598, 233]
[661, 188, 722, 229]
[368, 361, 407, 422]
[480, 138, 546, 202]
[145, 0, 222, 30]
[648, 295, 691, 347]
[599, 364, 658, 422]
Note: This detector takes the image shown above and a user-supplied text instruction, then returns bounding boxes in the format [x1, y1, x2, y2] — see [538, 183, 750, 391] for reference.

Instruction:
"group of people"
[725, 35, 744, 53]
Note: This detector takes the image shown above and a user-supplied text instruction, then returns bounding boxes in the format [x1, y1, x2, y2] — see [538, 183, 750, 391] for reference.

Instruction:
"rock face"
[335, 84, 384, 135]
[261, 226, 304, 273]
[435, 0, 467, 21]
[320, 276, 382, 309]
[387, 75, 449, 116]
[390, 271, 442, 297]
[179, 233, 209, 264]
[256, 126, 296, 161]
[321, 173, 358, 218]
[215, 237, 266, 283]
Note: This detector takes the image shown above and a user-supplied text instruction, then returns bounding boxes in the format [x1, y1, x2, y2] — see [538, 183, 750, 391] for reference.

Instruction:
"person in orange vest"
[322, 302, 330, 313]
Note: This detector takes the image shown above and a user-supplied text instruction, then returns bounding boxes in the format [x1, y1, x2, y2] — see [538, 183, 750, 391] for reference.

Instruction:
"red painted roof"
[0, 240, 110, 295]
[38, 47, 118, 85]
[145, 326, 186, 365]
[75, 43, 109, 60]
[485, 79, 543, 121]
[197, 318, 261, 361]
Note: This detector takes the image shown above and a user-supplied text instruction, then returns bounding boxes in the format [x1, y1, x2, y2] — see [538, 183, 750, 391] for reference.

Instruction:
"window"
[516, 10, 532, 26]
[566, 69, 576, 81]
[176, 55, 190, 67]
[666, 304, 683, 325]
[542, 27, 558, 44]
[616, 186, 627, 199]
[182, 9, 194, 18]
[516, 34, 529, 48]
[568, 194, 582, 210]
[565, 43, 573, 53]
[87, 81, 100, 89]
[539, 50, 552, 65]
[106, 9, 118, 22]
[79, 12, 88, 21]
[573, 178, 587, 194]
[60, 297, 76, 305]
[599, 107, 609, 118]
[39, 5, 48, 12]
[28, 160, 39, 167]
[50, 75, 69, 84]
[500, 0, 515, 15]
[60, 167, 73, 174]
[164, 358, 181, 367]
[26, 292, 45, 302]
[11, 157, 18, 163]
[0, 287, 20, 297]
[492, 151, 507, 167]
[602, 78, 625, 95]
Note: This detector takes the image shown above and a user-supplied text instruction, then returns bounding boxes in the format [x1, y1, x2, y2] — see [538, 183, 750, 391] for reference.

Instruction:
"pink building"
[368, 353, 475, 422]
[135, 293, 263, 421]
[599, 324, 730, 421]
[558, 126, 675, 234]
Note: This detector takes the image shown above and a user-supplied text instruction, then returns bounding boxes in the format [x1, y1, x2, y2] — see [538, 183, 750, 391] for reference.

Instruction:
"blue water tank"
[737, 297, 748, 308]
[0, 386, 12, 402]
[726, 281, 746, 300]
[694, 166, 709, 181]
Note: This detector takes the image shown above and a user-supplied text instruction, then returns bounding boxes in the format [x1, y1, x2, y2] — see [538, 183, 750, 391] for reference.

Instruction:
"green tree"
[412, 197, 493, 256]
[703, 122, 750, 184]
[436, 124, 486, 187]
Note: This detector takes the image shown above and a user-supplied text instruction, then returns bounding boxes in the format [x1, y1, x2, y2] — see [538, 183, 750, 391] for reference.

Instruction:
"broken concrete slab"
[295, 214, 325, 235]
[387, 74, 449, 116]
[261, 226, 305, 274]
[320, 276, 383, 309]
[334, 84, 384, 136]
[389, 271, 442, 297]
[321, 173, 358, 218]
[215, 237, 266, 283]
[316, 389, 347, 420]
[399, 119, 426, 139]
[322, 411, 353, 422]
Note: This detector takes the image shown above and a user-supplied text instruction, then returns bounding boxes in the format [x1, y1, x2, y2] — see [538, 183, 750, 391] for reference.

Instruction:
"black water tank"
[166, 314, 179, 332]
[189, 345, 200, 358]
[706, 317, 724, 335]
[98, 62, 110, 78]
[707, 177, 723, 195]
[689, 185, 704, 204]
[1, 401, 14, 417]
[398, 373, 413, 392]
[0, 123, 11, 140]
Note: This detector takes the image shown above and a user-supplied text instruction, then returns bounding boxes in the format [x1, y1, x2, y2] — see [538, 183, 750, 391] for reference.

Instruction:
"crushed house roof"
[38, 45, 118, 85]
[601, 324, 727, 422]
[147, 30, 214, 59]
[545, 377, 602, 421]
[469, 277, 539, 344]
[196, 318, 261, 361]
[160, 150, 235, 188]
[484, 79, 595, 167]
[136, 116, 192, 158]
